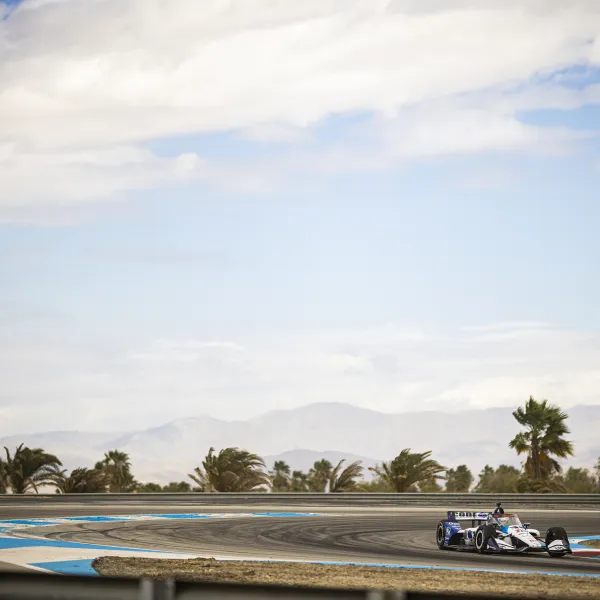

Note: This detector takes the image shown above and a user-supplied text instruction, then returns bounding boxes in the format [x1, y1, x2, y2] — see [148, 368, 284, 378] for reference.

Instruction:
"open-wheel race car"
[436, 506, 572, 557]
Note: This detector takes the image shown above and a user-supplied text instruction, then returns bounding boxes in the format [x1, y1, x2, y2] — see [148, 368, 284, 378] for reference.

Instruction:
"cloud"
[285, 106, 584, 177]
[0, 321, 599, 435]
[1, 0, 600, 214]
[0, 144, 204, 210]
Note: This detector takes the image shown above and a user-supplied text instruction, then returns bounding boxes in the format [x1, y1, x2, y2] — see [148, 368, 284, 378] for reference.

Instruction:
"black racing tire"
[545, 526, 569, 557]
[475, 525, 495, 554]
[436, 521, 446, 549]
[546, 526, 568, 541]
[475, 529, 488, 553]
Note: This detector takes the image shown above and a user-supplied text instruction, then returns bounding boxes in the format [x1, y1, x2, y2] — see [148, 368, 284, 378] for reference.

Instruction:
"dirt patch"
[581, 540, 600, 549]
[93, 557, 600, 598]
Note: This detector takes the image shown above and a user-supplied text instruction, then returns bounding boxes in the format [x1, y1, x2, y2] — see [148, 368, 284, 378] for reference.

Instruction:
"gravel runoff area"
[93, 557, 600, 599]
[582, 540, 600, 549]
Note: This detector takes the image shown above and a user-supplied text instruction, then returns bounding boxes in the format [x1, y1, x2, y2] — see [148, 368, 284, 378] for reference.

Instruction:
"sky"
[1, 0, 600, 435]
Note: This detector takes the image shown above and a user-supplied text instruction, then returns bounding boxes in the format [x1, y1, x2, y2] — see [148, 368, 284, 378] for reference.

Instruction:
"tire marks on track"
[33, 511, 600, 575]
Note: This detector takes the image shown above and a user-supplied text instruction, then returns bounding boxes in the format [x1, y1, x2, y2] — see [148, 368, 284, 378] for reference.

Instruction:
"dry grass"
[93, 557, 600, 598]
[581, 540, 600, 549]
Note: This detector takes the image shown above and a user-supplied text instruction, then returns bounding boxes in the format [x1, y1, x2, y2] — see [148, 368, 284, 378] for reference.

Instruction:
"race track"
[3, 505, 599, 575]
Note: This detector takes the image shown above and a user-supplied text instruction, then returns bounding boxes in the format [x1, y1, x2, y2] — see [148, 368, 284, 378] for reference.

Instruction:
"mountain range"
[1, 402, 598, 485]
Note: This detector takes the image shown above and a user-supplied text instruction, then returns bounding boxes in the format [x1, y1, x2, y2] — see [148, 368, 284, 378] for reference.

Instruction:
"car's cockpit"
[486, 513, 523, 528]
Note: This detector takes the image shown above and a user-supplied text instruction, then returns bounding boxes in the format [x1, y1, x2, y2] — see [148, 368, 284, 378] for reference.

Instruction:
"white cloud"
[0, 322, 599, 435]
[0, 145, 205, 209]
[1, 0, 600, 213]
[290, 106, 583, 176]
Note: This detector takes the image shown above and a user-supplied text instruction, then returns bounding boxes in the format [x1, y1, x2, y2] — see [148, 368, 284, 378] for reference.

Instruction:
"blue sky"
[3, 126, 599, 338]
[1, 0, 600, 435]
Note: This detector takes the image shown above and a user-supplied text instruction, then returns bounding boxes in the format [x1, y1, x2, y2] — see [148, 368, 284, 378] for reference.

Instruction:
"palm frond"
[370, 449, 445, 492]
[189, 447, 271, 493]
[329, 460, 363, 492]
[1, 444, 63, 493]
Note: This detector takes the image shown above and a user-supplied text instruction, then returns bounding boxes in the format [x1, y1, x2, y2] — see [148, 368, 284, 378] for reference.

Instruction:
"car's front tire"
[436, 522, 446, 549]
[475, 527, 493, 554]
[545, 526, 570, 557]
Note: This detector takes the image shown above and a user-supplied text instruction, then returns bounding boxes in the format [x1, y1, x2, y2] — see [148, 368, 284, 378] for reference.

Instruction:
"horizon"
[1, 399, 597, 438]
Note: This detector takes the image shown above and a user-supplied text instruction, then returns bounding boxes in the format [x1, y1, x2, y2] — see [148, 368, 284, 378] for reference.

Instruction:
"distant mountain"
[1, 402, 598, 485]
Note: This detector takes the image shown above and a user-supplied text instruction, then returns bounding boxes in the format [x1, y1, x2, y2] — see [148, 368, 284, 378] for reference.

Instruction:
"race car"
[436, 509, 572, 557]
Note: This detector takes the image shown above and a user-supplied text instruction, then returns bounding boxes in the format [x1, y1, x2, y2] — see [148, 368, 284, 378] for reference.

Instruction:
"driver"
[492, 502, 504, 517]
[490, 504, 510, 538]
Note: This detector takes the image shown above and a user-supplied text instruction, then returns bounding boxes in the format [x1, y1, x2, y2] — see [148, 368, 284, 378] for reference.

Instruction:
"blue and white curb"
[0, 512, 321, 575]
[570, 536, 600, 558]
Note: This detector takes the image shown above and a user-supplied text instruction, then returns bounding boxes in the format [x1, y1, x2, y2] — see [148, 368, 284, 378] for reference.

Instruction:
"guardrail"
[0, 492, 598, 509]
[0, 572, 572, 600]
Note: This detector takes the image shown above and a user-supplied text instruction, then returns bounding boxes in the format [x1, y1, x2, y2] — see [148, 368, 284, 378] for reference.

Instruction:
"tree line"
[1, 397, 599, 494]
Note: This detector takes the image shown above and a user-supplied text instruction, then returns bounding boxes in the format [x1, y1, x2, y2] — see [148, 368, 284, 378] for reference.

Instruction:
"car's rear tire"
[436, 522, 446, 549]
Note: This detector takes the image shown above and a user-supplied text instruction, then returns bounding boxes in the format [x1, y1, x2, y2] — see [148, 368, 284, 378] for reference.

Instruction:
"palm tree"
[369, 449, 446, 493]
[445, 465, 474, 493]
[2, 444, 63, 493]
[308, 459, 333, 492]
[329, 459, 363, 492]
[188, 447, 271, 492]
[290, 470, 309, 492]
[95, 450, 136, 492]
[509, 396, 574, 480]
[270, 461, 291, 492]
[53, 468, 106, 493]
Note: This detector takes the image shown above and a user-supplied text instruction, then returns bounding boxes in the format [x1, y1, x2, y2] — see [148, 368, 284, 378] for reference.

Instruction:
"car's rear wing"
[447, 510, 489, 523]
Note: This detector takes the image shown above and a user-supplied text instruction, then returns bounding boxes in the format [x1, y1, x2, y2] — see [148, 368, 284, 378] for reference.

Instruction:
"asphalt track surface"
[2, 505, 599, 575]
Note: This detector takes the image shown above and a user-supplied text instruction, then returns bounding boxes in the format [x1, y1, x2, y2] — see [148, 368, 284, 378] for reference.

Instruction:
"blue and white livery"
[436, 510, 572, 557]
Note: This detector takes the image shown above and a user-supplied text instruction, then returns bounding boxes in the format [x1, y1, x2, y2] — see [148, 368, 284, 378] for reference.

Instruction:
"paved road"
[8, 507, 599, 575]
